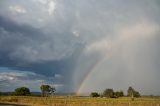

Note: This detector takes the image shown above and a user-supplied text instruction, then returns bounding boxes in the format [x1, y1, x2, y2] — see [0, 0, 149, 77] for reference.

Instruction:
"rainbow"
[76, 54, 110, 95]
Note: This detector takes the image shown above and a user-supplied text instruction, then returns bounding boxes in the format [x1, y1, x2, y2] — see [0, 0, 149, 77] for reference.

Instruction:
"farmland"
[0, 96, 160, 106]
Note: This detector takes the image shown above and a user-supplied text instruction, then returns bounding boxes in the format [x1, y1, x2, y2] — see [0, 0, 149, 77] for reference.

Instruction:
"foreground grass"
[0, 96, 160, 106]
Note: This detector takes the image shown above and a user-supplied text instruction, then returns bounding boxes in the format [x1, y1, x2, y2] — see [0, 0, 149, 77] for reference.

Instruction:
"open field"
[0, 96, 160, 106]
[0, 103, 26, 106]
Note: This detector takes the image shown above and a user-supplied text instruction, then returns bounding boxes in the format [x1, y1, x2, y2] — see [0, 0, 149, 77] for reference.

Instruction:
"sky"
[0, 0, 160, 95]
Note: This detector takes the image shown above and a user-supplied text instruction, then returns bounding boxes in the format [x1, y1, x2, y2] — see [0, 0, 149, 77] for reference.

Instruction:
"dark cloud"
[0, 0, 160, 95]
[0, 13, 83, 92]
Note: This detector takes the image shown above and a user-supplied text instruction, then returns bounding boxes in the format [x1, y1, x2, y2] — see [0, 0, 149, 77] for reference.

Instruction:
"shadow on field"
[0, 103, 27, 106]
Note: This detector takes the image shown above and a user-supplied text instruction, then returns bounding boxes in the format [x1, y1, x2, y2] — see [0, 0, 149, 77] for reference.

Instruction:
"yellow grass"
[0, 96, 160, 106]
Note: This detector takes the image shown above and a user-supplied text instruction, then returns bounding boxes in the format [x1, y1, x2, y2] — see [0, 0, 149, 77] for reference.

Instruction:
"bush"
[90, 92, 100, 97]
[114, 91, 124, 97]
[40, 85, 56, 97]
[134, 91, 141, 97]
[127, 86, 141, 98]
[14, 87, 31, 96]
[103, 89, 114, 98]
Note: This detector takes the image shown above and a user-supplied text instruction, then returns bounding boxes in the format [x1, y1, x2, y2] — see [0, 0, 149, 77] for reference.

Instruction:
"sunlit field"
[0, 96, 160, 106]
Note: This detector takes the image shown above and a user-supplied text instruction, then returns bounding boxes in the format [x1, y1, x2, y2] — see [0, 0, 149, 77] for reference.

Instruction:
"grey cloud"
[0, 0, 160, 94]
[0, 7, 82, 92]
[0, 15, 81, 63]
[0, 70, 64, 92]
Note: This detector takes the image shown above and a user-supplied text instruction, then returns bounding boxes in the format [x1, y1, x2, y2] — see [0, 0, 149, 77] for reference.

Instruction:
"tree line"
[90, 86, 140, 98]
[4, 84, 56, 96]
[0, 85, 140, 98]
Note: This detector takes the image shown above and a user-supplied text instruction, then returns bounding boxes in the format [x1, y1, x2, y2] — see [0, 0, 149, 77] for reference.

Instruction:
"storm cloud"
[0, 0, 160, 95]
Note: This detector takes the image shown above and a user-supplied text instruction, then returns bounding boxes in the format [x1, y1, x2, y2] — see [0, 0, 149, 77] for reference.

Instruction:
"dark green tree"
[114, 91, 119, 97]
[119, 90, 124, 97]
[134, 91, 141, 97]
[127, 86, 140, 98]
[114, 90, 124, 97]
[40, 85, 56, 96]
[90, 92, 100, 97]
[14, 87, 31, 96]
[103, 89, 114, 98]
[127, 86, 135, 97]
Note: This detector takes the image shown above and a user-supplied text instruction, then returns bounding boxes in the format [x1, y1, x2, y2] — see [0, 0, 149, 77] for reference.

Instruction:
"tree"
[127, 86, 134, 97]
[90, 92, 100, 97]
[114, 90, 124, 97]
[14, 87, 31, 96]
[119, 90, 124, 97]
[49, 86, 56, 96]
[134, 91, 141, 97]
[127, 86, 140, 98]
[40, 85, 56, 97]
[103, 89, 114, 98]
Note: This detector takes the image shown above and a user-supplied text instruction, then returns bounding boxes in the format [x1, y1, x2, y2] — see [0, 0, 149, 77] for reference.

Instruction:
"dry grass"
[0, 96, 160, 106]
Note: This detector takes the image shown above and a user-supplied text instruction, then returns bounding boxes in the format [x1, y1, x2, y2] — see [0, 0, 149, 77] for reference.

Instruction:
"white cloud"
[72, 30, 80, 37]
[84, 39, 111, 54]
[0, 71, 39, 81]
[118, 22, 159, 42]
[0, 71, 29, 81]
[54, 74, 63, 79]
[34, 0, 56, 16]
[48, 0, 56, 16]
[84, 21, 159, 55]
[54, 84, 63, 88]
[36, 0, 48, 5]
[9, 5, 27, 14]
[0, 75, 15, 81]
[0, 70, 64, 91]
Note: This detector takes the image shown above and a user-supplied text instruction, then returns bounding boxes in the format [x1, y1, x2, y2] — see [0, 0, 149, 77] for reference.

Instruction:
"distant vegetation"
[40, 84, 56, 97]
[13, 87, 31, 96]
[127, 86, 141, 97]
[90, 86, 140, 99]
[0, 86, 141, 98]
[0, 85, 55, 96]
[90, 92, 100, 97]
[103, 88, 115, 98]
[0, 85, 160, 106]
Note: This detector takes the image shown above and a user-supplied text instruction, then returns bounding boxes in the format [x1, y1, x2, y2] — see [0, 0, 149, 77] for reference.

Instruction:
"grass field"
[0, 96, 160, 106]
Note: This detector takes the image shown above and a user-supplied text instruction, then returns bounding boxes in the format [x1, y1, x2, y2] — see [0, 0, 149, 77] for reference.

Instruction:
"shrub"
[14, 87, 31, 96]
[90, 92, 100, 97]
[103, 89, 114, 98]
